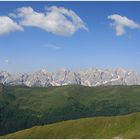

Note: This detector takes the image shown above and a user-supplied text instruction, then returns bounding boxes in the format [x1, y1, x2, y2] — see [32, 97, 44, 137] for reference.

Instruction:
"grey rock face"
[52, 68, 81, 86]
[0, 68, 140, 87]
[0, 71, 11, 84]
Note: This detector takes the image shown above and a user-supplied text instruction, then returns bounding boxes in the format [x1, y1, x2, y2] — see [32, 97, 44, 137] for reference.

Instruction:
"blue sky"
[0, 1, 140, 73]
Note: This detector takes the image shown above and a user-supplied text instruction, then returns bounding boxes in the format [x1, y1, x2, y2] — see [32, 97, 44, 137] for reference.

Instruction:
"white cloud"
[0, 16, 23, 36]
[45, 43, 62, 50]
[108, 14, 140, 36]
[4, 59, 9, 63]
[15, 6, 88, 36]
[9, 13, 18, 18]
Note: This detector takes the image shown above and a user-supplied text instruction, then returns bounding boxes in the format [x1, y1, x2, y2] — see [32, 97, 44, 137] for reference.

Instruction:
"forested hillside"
[1, 84, 140, 135]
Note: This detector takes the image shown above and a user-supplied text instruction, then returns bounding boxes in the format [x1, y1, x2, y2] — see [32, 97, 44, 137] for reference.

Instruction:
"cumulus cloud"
[15, 6, 88, 36]
[108, 14, 140, 36]
[0, 16, 23, 36]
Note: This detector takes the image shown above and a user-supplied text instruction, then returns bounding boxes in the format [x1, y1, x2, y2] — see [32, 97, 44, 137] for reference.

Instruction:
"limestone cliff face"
[0, 68, 140, 87]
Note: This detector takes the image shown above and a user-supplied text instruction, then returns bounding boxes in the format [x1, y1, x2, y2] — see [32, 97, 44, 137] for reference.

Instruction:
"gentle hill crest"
[1, 112, 140, 139]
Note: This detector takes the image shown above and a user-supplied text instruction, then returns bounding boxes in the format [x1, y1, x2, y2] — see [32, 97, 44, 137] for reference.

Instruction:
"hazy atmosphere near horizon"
[1, 1, 140, 73]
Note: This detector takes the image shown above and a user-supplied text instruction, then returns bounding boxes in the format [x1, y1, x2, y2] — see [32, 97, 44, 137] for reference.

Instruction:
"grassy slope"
[2, 112, 140, 139]
[1, 85, 140, 135]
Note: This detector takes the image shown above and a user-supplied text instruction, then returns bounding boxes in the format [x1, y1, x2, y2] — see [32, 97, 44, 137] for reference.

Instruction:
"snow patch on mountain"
[0, 68, 140, 87]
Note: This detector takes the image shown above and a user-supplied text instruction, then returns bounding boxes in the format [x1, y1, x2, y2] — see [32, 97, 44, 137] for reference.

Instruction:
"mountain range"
[0, 68, 140, 87]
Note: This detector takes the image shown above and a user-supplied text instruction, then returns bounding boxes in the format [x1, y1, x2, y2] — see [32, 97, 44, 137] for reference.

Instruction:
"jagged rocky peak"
[0, 68, 140, 87]
[39, 69, 50, 75]
[0, 70, 11, 77]
[52, 68, 76, 86]
[57, 67, 70, 73]
[0, 71, 11, 84]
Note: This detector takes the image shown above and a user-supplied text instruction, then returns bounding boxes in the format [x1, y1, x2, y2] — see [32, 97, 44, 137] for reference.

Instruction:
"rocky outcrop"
[0, 68, 140, 87]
